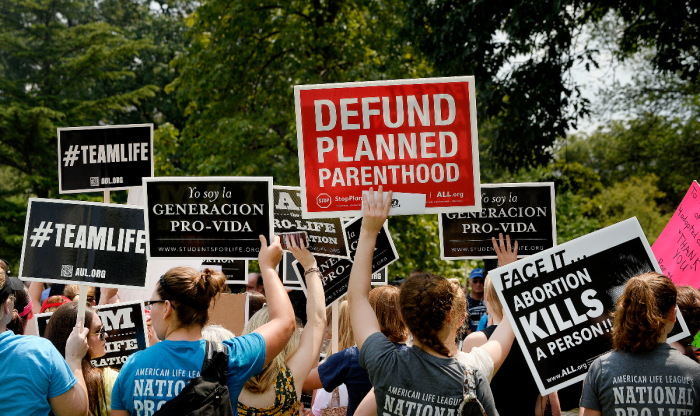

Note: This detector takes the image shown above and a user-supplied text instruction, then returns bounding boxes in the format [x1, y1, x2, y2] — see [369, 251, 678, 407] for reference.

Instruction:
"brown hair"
[64, 285, 96, 304]
[0, 271, 15, 321]
[399, 273, 457, 357]
[45, 302, 106, 416]
[612, 272, 677, 353]
[247, 291, 266, 320]
[369, 286, 409, 343]
[43, 295, 72, 313]
[675, 286, 700, 362]
[157, 267, 227, 328]
[484, 274, 503, 321]
[7, 287, 31, 335]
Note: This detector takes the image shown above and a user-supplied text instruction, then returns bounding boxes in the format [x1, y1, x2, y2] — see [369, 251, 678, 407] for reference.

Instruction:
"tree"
[0, 0, 157, 269]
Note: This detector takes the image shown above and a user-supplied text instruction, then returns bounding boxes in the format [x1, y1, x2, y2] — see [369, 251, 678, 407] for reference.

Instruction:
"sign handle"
[76, 285, 88, 328]
[332, 301, 339, 354]
[103, 191, 110, 204]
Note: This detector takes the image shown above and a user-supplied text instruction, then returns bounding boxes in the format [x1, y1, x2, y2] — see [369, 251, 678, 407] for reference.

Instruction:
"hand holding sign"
[361, 186, 393, 235]
[492, 233, 519, 266]
[65, 315, 89, 367]
[259, 235, 283, 271]
[288, 236, 317, 271]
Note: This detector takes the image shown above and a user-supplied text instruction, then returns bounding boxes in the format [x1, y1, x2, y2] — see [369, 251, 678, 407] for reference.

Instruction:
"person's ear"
[163, 300, 174, 320]
[668, 305, 678, 323]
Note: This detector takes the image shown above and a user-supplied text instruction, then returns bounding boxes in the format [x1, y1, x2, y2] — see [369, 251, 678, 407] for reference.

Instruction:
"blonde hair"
[64, 285, 96, 304]
[325, 299, 354, 357]
[484, 275, 503, 321]
[242, 307, 302, 393]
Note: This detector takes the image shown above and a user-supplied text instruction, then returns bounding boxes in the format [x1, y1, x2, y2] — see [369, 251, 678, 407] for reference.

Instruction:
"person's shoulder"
[8, 334, 56, 355]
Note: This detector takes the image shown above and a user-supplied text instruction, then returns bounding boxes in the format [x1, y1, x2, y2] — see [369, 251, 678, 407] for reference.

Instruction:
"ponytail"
[400, 273, 454, 357]
[612, 272, 676, 353]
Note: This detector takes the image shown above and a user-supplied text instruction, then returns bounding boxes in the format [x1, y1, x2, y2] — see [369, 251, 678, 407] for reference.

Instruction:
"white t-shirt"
[456, 347, 495, 381]
[312, 384, 349, 416]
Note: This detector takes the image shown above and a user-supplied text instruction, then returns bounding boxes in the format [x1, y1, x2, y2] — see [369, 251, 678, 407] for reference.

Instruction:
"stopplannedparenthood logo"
[317, 193, 332, 208]
[20, 199, 148, 288]
[57, 124, 154, 193]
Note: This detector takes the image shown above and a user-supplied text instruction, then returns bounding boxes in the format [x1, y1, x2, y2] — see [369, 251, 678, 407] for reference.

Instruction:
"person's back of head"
[369, 286, 408, 344]
[7, 287, 32, 335]
[612, 272, 677, 353]
[202, 324, 236, 343]
[399, 273, 464, 357]
[42, 295, 72, 313]
[247, 291, 266, 320]
[241, 307, 301, 393]
[674, 285, 700, 361]
[157, 267, 227, 329]
[64, 284, 97, 305]
[484, 274, 503, 321]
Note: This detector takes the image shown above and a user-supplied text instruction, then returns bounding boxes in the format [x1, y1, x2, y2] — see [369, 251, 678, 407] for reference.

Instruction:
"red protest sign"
[295, 77, 481, 218]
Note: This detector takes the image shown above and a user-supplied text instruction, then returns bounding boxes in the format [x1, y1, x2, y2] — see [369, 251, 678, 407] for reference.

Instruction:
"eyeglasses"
[144, 300, 167, 311]
[90, 326, 107, 341]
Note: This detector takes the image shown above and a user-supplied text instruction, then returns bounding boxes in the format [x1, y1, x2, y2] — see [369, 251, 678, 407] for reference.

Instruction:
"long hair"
[484, 274, 503, 321]
[675, 286, 700, 362]
[612, 272, 677, 353]
[44, 302, 105, 416]
[325, 299, 355, 358]
[241, 307, 302, 393]
[369, 286, 409, 343]
[157, 267, 227, 328]
[399, 273, 459, 357]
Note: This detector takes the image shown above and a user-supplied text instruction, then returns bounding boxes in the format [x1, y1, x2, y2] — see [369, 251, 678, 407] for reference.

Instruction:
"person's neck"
[165, 325, 203, 342]
[470, 292, 484, 301]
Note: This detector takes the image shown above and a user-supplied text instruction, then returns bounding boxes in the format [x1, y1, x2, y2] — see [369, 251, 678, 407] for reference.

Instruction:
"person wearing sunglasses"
[45, 301, 117, 416]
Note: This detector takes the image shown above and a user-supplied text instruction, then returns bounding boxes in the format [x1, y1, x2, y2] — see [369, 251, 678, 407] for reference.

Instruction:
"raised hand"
[361, 186, 393, 235]
[491, 233, 518, 266]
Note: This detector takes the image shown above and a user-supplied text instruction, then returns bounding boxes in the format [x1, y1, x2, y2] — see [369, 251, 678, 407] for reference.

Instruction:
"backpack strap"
[202, 340, 229, 385]
[457, 364, 487, 416]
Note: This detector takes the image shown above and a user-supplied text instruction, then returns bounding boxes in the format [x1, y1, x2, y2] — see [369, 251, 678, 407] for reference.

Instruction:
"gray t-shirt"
[580, 343, 700, 415]
[359, 332, 498, 416]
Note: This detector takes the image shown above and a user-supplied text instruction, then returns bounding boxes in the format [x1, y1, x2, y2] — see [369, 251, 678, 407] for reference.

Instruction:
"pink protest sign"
[652, 181, 700, 285]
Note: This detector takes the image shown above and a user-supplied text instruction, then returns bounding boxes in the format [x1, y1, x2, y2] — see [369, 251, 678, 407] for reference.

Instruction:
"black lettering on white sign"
[19, 199, 148, 288]
[440, 183, 556, 259]
[143, 177, 273, 260]
[58, 124, 154, 193]
[274, 186, 350, 258]
[492, 218, 690, 396]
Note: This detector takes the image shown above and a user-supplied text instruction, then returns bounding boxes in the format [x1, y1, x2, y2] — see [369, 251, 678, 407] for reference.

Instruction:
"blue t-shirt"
[318, 343, 407, 416]
[0, 330, 77, 416]
[112, 333, 266, 416]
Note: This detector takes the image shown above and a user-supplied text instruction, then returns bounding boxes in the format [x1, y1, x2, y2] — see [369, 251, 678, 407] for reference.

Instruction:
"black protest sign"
[372, 267, 388, 285]
[492, 218, 690, 395]
[440, 183, 556, 259]
[201, 259, 248, 284]
[278, 252, 303, 290]
[344, 218, 399, 274]
[143, 177, 273, 260]
[35, 301, 148, 370]
[294, 255, 353, 307]
[274, 186, 350, 258]
[58, 124, 153, 194]
[19, 199, 148, 288]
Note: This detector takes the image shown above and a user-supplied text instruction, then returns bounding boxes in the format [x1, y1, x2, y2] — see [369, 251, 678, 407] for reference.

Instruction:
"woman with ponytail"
[670, 285, 700, 362]
[348, 187, 518, 416]
[111, 235, 297, 416]
[45, 301, 116, 416]
[579, 273, 700, 416]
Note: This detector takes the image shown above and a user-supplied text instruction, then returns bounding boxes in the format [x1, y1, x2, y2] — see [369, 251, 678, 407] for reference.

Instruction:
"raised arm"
[254, 235, 297, 366]
[286, 239, 327, 400]
[479, 234, 518, 373]
[348, 186, 392, 351]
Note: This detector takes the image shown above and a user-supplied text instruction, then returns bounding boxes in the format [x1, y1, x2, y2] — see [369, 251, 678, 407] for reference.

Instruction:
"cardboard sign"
[491, 218, 690, 396]
[201, 259, 248, 284]
[440, 183, 557, 259]
[58, 124, 154, 194]
[273, 186, 350, 258]
[35, 301, 149, 369]
[208, 293, 247, 337]
[279, 252, 304, 290]
[652, 181, 700, 285]
[344, 217, 399, 273]
[19, 199, 148, 288]
[293, 254, 354, 307]
[372, 267, 388, 285]
[143, 177, 273, 260]
[295, 77, 481, 218]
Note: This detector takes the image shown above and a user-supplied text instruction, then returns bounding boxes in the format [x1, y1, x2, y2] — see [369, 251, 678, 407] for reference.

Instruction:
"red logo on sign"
[317, 193, 332, 208]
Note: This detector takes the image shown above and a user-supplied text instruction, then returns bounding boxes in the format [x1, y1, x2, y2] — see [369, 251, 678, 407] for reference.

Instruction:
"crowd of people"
[1, 186, 700, 416]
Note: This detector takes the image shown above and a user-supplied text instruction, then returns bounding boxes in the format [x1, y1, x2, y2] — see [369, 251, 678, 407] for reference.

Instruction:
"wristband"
[304, 268, 320, 277]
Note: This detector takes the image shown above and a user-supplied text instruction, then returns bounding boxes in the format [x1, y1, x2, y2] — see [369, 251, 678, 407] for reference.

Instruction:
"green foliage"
[169, 0, 430, 184]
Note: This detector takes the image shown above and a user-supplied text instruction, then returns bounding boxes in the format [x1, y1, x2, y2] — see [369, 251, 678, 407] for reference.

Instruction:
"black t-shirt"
[483, 325, 540, 415]
[467, 295, 486, 333]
